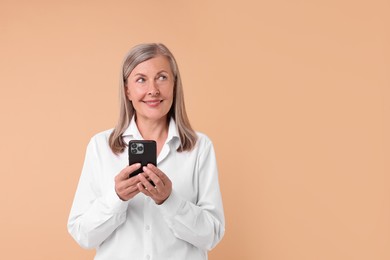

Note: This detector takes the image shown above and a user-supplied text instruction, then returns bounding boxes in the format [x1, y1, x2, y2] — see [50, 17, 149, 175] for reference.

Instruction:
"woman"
[68, 43, 225, 260]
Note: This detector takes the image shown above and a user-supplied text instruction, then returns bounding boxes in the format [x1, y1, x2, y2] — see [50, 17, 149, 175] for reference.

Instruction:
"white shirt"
[68, 118, 225, 260]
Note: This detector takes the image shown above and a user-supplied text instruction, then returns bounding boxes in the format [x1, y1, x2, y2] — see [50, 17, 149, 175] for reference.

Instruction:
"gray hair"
[109, 43, 197, 154]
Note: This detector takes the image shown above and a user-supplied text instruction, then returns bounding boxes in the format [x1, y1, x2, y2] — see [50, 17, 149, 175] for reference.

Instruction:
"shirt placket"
[143, 196, 153, 260]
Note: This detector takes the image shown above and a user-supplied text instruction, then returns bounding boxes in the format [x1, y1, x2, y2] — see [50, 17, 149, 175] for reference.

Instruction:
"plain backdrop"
[0, 0, 389, 259]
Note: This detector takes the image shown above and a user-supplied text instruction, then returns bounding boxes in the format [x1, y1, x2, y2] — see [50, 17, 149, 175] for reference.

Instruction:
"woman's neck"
[135, 116, 169, 155]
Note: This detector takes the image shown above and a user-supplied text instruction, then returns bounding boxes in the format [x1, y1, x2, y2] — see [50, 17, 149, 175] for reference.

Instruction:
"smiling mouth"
[143, 100, 163, 105]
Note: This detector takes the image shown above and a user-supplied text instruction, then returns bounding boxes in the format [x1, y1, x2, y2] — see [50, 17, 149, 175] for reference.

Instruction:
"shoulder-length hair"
[109, 43, 197, 154]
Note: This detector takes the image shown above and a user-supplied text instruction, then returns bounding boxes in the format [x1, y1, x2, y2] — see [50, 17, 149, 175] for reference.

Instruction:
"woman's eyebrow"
[157, 70, 169, 74]
[133, 73, 147, 77]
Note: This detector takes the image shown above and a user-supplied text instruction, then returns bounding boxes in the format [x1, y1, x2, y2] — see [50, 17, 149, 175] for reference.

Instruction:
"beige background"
[1, 0, 389, 259]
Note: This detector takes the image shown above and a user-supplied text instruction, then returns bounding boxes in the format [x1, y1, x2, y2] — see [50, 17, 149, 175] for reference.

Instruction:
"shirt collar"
[122, 116, 143, 139]
[166, 117, 181, 149]
[122, 117, 181, 148]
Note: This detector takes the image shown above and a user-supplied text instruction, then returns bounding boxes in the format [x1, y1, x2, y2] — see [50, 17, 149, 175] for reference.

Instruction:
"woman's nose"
[148, 81, 160, 96]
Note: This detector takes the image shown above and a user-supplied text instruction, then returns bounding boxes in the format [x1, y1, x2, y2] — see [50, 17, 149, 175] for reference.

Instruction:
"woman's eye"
[136, 78, 145, 83]
[157, 75, 167, 81]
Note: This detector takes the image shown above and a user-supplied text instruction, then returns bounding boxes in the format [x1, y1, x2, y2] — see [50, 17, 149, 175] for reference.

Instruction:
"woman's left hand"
[137, 164, 172, 205]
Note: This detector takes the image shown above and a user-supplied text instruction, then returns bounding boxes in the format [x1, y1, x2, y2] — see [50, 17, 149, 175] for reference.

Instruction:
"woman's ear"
[125, 85, 132, 101]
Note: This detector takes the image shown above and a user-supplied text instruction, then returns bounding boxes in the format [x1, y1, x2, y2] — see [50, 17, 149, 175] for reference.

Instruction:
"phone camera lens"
[137, 146, 144, 152]
[131, 149, 137, 154]
[131, 143, 137, 148]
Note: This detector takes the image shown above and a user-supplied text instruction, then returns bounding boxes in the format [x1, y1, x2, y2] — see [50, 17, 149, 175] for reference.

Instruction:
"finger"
[144, 165, 170, 187]
[123, 184, 139, 195]
[137, 182, 152, 196]
[138, 173, 158, 192]
[129, 187, 141, 196]
[142, 166, 163, 188]
[116, 180, 138, 195]
[116, 163, 141, 181]
[146, 164, 169, 181]
[115, 171, 141, 196]
[126, 174, 143, 186]
[126, 189, 141, 200]
[117, 185, 140, 201]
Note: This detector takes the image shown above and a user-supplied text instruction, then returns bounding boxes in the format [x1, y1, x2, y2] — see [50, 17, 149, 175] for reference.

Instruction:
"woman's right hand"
[114, 163, 142, 201]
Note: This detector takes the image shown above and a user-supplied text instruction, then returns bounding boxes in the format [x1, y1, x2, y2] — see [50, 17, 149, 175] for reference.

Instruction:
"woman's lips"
[143, 100, 163, 106]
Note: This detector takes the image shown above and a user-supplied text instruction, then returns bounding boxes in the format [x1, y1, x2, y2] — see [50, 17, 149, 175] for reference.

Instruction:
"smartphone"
[128, 140, 157, 178]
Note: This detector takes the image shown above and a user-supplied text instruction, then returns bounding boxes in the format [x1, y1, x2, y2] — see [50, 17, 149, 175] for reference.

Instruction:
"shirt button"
[145, 225, 150, 230]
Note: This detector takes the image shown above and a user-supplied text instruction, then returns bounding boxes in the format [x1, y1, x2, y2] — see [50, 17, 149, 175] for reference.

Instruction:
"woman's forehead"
[130, 55, 173, 76]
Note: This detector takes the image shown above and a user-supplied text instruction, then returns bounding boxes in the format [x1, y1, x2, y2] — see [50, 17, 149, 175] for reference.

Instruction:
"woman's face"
[126, 55, 175, 123]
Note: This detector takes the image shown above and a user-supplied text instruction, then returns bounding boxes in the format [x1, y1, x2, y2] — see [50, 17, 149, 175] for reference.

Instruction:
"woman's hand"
[115, 163, 142, 201]
[137, 164, 172, 205]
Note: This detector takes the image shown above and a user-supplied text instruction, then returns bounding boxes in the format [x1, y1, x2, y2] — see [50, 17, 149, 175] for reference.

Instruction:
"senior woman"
[68, 43, 225, 260]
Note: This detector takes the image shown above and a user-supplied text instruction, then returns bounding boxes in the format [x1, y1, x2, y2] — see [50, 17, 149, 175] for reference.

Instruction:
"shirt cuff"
[103, 186, 129, 214]
[157, 190, 184, 217]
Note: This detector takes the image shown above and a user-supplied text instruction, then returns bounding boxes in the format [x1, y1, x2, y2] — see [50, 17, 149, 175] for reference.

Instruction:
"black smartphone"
[128, 140, 157, 178]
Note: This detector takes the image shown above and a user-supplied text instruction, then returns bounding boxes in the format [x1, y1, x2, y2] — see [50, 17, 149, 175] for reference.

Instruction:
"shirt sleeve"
[157, 137, 225, 251]
[67, 138, 129, 249]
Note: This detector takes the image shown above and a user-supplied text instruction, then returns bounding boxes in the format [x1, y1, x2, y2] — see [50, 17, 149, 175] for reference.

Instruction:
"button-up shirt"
[68, 118, 225, 260]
